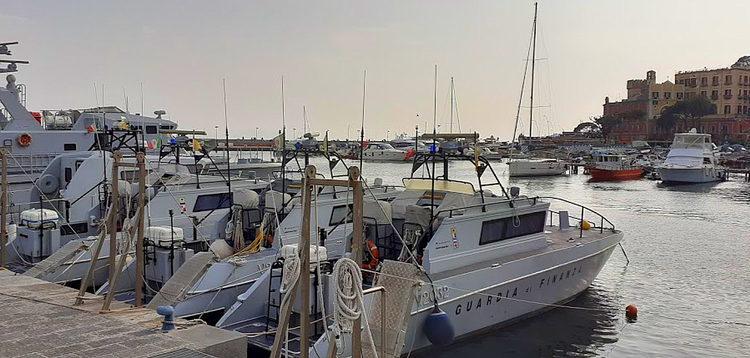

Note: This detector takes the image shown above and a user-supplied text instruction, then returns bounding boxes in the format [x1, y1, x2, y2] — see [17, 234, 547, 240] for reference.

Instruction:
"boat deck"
[0, 270, 245, 358]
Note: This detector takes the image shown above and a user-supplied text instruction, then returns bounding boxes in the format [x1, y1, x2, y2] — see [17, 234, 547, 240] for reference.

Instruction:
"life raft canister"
[16, 133, 32, 147]
[362, 239, 379, 270]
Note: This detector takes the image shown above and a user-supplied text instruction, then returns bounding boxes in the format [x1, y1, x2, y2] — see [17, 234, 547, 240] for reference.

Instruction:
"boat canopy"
[403, 178, 474, 195]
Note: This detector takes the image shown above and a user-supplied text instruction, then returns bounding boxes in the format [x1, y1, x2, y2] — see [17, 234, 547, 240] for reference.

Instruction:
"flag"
[155, 136, 162, 149]
[323, 131, 329, 153]
[192, 139, 202, 152]
[272, 132, 286, 150]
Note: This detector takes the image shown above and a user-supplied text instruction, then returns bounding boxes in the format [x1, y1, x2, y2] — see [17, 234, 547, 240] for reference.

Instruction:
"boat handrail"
[537, 196, 616, 235]
[433, 195, 541, 219]
[431, 195, 615, 235]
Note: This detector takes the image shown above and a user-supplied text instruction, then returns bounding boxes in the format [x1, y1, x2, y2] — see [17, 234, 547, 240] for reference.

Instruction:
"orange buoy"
[625, 304, 638, 320]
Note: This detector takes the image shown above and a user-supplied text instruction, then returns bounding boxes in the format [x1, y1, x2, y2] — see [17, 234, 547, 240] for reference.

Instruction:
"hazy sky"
[3, 1, 749, 141]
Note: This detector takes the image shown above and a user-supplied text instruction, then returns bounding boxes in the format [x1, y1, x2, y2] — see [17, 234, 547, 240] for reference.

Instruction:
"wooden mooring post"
[269, 165, 364, 358]
[75, 151, 148, 310]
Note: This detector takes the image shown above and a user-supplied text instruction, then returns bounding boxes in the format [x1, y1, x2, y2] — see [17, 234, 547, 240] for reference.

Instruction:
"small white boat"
[507, 157, 567, 177]
[657, 129, 725, 184]
[362, 142, 414, 161]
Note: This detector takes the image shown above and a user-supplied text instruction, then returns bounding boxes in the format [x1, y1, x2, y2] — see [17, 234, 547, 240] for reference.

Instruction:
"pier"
[0, 270, 246, 358]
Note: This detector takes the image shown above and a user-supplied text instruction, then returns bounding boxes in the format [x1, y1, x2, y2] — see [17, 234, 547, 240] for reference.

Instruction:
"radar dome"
[6, 74, 16, 83]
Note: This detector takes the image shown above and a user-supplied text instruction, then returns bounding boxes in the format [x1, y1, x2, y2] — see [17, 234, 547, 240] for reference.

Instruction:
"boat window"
[505, 211, 546, 240]
[160, 125, 172, 130]
[479, 211, 546, 245]
[145, 125, 158, 134]
[63, 143, 77, 151]
[3, 139, 12, 147]
[479, 218, 507, 245]
[64, 167, 73, 183]
[703, 157, 711, 164]
[193, 193, 233, 212]
[329, 204, 353, 226]
[61, 222, 88, 236]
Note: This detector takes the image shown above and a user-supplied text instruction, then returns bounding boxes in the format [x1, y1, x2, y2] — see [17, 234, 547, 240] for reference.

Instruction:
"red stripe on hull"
[588, 168, 643, 181]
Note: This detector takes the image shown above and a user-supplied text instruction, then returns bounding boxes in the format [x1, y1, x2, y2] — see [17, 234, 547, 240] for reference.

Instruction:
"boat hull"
[588, 168, 643, 181]
[401, 233, 622, 354]
[657, 167, 724, 183]
[507, 160, 567, 177]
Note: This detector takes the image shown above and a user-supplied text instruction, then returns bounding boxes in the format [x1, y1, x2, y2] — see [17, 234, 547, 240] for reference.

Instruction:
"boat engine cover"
[234, 188, 260, 209]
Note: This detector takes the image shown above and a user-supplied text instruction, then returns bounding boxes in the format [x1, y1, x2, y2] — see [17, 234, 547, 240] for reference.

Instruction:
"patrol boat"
[0, 43, 176, 189]
[3, 134, 269, 289]
[145, 148, 403, 318]
[214, 152, 624, 357]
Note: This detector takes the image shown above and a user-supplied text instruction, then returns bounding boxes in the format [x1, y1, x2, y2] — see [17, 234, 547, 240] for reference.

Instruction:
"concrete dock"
[0, 269, 245, 358]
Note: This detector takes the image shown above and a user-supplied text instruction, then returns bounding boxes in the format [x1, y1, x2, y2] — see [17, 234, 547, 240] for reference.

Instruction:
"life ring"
[16, 133, 32, 147]
[362, 240, 379, 270]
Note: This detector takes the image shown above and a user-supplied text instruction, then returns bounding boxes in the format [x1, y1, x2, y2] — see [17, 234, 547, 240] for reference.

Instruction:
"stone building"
[603, 58, 750, 143]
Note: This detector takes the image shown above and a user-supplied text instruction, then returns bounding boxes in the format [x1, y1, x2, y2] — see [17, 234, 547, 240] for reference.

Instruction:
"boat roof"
[403, 178, 474, 195]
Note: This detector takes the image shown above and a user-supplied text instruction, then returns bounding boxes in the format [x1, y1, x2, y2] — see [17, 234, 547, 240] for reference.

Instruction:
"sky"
[3, 0, 750, 141]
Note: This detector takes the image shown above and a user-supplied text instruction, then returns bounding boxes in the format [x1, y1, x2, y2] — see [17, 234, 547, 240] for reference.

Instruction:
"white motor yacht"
[657, 129, 725, 184]
[362, 142, 414, 161]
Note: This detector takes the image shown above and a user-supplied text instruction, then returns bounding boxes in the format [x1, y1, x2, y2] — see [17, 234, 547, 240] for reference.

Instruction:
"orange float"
[362, 240, 379, 270]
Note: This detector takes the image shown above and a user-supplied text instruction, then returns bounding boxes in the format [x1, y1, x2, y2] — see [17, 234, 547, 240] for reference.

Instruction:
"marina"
[3, 2, 750, 357]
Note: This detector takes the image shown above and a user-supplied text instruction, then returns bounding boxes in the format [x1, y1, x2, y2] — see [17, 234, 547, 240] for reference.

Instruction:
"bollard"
[156, 306, 175, 332]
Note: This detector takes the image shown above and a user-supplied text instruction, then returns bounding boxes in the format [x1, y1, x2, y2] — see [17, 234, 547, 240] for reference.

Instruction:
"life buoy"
[16, 133, 32, 147]
[362, 240, 379, 270]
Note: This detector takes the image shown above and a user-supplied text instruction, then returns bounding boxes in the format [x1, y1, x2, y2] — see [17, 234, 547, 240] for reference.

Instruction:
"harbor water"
[300, 157, 750, 357]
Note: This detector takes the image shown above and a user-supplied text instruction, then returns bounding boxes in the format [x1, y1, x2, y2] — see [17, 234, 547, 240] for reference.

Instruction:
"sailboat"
[507, 3, 567, 177]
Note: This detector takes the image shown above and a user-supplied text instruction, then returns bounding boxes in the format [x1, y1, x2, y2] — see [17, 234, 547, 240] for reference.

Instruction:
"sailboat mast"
[529, 2, 538, 143]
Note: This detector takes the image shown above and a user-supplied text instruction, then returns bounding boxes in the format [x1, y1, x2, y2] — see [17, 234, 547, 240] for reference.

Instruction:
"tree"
[573, 121, 602, 138]
[594, 115, 622, 141]
[657, 97, 717, 132]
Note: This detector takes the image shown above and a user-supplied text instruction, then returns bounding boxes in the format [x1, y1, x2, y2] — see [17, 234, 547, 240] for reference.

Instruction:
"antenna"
[222, 79, 231, 192]
[430, 65, 438, 223]
[303, 105, 307, 136]
[450, 77, 454, 133]
[359, 69, 367, 171]
[122, 87, 129, 114]
[281, 75, 286, 204]
[93, 83, 99, 108]
[140, 82, 144, 115]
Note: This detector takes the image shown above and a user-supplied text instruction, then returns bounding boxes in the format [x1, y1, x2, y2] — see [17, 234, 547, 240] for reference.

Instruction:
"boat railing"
[432, 195, 615, 238]
[434, 195, 540, 220]
[3, 152, 59, 174]
[538, 196, 615, 237]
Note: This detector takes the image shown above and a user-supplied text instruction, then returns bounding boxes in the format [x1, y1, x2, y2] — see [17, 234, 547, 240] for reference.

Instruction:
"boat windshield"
[368, 143, 395, 150]
[672, 134, 710, 149]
